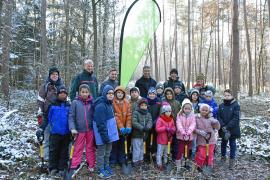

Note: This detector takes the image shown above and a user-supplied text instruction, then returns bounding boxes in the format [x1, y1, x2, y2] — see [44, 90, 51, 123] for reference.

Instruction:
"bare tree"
[187, 0, 191, 89]
[199, 0, 204, 74]
[243, 0, 253, 96]
[64, 0, 70, 86]
[2, 0, 13, 105]
[162, 1, 167, 80]
[217, 0, 222, 86]
[91, 0, 98, 73]
[231, 0, 240, 98]
[40, 0, 47, 65]
[153, 33, 159, 81]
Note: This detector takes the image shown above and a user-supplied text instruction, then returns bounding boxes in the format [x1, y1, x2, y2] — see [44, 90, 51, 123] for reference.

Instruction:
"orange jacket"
[113, 86, 132, 129]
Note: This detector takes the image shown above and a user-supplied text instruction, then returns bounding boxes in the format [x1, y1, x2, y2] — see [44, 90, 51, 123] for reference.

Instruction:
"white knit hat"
[181, 98, 192, 108]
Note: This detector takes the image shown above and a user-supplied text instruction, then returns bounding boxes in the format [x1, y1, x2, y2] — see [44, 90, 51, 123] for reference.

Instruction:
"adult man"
[135, 66, 157, 98]
[99, 68, 119, 95]
[164, 68, 185, 93]
[70, 59, 98, 101]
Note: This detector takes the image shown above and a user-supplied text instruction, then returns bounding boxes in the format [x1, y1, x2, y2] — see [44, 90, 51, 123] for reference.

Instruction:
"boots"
[229, 158, 235, 170]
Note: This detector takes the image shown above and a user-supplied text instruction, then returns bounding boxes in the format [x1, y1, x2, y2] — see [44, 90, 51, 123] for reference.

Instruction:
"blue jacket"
[201, 97, 218, 118]
[68, 96, 93, 132]
[41, 99, 70, 135]
[218, 99, 241, 139]
[93, 85, 119, 145]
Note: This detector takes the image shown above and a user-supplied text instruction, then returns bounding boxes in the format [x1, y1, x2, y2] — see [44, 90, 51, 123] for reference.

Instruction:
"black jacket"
[217, 99, 241, 139]
[163, 77, 186, 93]
[135, 76, 157, 98]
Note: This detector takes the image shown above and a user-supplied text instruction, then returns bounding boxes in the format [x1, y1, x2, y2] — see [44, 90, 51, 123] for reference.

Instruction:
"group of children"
[36, 76, 240, 178]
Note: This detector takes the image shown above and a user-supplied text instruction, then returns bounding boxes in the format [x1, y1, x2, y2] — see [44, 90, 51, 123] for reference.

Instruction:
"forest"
[0, 0, 270, 179]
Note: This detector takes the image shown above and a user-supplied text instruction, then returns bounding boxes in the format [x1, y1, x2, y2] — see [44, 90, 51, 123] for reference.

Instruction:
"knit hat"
[57, 86, 68, 95]
[190, 88, 200, 95]
[79, 84, 90, 92]
[204, 90, 213, 97]
[49, 67, 59, 76]
[148, 87, 157, 95]
[196, 73, 205, 81]
[161, 104, 172, 114]
[181, 98, 192, 108]
[199, 103, 211, 111]
[170, 68, 178, 75]
[173, 82, 183, 90]
[156, 83, 164, 90]
[138, 98, 148, 107]
[130, 87, 140, 94]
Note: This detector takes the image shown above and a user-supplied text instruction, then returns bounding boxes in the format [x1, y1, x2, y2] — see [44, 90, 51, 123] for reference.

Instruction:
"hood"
[102, 85, 114, 98]
[164, 87, 175, 100]
[114, 86, 126, 99]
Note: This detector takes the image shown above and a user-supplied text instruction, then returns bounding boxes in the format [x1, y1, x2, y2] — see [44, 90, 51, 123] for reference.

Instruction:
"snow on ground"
[0, 90, 270, 179]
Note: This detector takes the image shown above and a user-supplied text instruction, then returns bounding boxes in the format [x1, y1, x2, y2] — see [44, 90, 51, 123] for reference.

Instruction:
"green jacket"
[70, 70, 98, 101]
[132, 110, 153, 139]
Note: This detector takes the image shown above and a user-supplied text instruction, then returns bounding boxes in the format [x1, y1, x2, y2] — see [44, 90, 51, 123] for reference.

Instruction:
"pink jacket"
[176, 113, 196, 141]
[155, 116, 176, 145]
[195, 115, 220, 146]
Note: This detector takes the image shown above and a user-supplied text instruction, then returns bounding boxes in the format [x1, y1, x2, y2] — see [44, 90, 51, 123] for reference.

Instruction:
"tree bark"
[0, 0, 3, 44]
[64, 0, 70, 86]
[174, 0, 178, 71]
[243, 0, 253, 96]
[187, 0, 191, 89]
[153, 33, 159, 81]
[2, 0, 13, 105]
[199, 0, 204, 74]
[231, 0, 240, 98]
[162, 1, 167, 80]
[41, 0, 47, 65]
[91, 0, 98, 73]
[217, 0, 222, 86]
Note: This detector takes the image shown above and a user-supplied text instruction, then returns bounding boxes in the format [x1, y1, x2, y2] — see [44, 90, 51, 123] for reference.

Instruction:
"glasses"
[107, 92, 114, 95]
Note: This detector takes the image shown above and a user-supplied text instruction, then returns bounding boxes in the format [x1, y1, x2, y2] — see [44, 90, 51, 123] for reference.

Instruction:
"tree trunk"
[199, 0, 204, 74]
[243, 0, 253, 96]
[205, 28, 213, 83]
[2, 0, 13, 106]
[162, 1, 167, 80]
[91, 0, 98, 74]
[187, 0, 191, 89]
[64, 0, 70, 86]
[41, 0, 47, 66]
[153, 33, 159, 81]
[0, 0, 3, 44]
[255, 0, 258, 93]
[217, 0, 222, 86]
[231, 0, 240, 99]
[174, 0, 178, 71]
[101, 0, 109, 81]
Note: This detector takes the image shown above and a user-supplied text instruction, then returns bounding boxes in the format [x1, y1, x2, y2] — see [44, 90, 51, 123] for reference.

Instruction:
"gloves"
[36, 128, 44, 139]
[197, 130, 207, 137]
[126, 127, 132, 134]
[71, 129, 78, 136]
[120, 128, 126, 135]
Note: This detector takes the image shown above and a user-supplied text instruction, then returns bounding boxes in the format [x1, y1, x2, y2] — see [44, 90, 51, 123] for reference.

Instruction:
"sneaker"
[50, 169, 58, 176]
[104, 165, 115, 176]
[97, 168, 110, 179]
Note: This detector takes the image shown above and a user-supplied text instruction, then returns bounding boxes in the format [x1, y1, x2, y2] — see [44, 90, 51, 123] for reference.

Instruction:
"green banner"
[119, 0, 161, 88]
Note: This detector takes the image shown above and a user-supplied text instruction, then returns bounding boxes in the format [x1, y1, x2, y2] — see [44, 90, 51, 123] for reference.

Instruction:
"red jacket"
[155, 115, 176, 145]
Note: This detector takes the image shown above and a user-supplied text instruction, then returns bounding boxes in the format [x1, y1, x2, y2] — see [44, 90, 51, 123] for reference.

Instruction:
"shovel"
[121, 135, 132, 175]
[149, 133, 154, 165]
[165, 139, 173, 173]
[202, 132, 212, 175]
[37, 134, 48, 174]
[183, 135, 191, 170]
[142, 133, 149, 171]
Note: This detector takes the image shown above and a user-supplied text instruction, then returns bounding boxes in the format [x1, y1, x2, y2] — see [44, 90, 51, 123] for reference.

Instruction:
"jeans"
[96, 143, 112, 169]
[132, 138, 144, 163]
[221, 138, 237, 159]
[44, 125, 50, 161]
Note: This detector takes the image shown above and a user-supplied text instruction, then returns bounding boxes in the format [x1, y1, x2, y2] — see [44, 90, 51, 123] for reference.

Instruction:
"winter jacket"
[176, 113, 196, 141]
[93, 85, 119, 145]
[129, 96, 142, 114]
[113, 86, 132, 129]
[195, 115, 220, 146]
[201, 97, 218, 118]
[192, 84, 216, 96]
[155, 116, 175, 145]
[147, 97, 161, 126]
[100, 79, 119, 96]
[175, 93, 187, 104]
[135, 76, 157, 98]
[217, 99, 241, 139]
[163, 77, 186, 93]
[70, 70, 98, 101]
[132, 110, 153, 139]
[37, 77, 64, 115]
[68, 96, 93, 132]
[162, 88, 181, 120]
[40, 99, 70, 135]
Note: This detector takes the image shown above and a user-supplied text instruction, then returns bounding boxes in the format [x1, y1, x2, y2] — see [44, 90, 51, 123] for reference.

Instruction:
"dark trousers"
[221, 138, 237, 159]
[171, 134, 178, 161]
[110, 136, 126, 165]
[49, 134, 70, 171]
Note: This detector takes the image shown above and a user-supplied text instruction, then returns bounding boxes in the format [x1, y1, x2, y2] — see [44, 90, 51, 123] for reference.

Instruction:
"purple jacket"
[68, 96, 93, 132]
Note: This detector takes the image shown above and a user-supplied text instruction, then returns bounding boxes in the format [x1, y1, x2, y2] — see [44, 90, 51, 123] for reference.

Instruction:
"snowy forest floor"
[0, 90, 270, 179]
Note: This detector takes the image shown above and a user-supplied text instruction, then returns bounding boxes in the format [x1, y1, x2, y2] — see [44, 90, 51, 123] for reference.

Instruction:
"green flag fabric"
[119, 0, 161, 88]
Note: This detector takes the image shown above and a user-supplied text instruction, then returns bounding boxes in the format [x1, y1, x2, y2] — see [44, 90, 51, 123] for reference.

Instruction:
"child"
[131, 98, 153, 166]
[129, 87, 142, 113]
[189, 88, 201, 114]
[162, 87, 181, 160]
[201, 90, 218, 118]
[36, 86, 70, 176]
[155, 82, 164, 102]
[217, 89, 241, 170]
[110, 86, 132, 166]
[93, 85, 119, 178]
[175, 99, 196, 166]
[68, 84, 96, 174]
[195, 104, 220, 172]
[174, 83, 187, 104]
[146, 87, 161, 161]
[155, 104, 175, 171]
